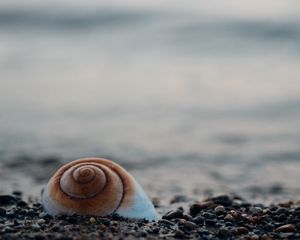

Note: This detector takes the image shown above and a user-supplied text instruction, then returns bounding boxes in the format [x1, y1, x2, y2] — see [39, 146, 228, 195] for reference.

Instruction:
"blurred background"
[0, 0, 300, 203]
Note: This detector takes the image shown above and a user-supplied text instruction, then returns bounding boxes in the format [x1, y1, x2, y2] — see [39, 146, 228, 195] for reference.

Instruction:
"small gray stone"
[32, 224, 40, 231]
[210, 194, 232, 206]
[0, 195, 17, 206]
[276, 224, 296, 233]
[214, 205, 225, 215]
[217, 228, 230, 238]
[192, 216, 205, 225]
[224, 214, 234, 221]
[183, 221, 197, 230]
[249, 207, 263, 215]
[251, 234, 259, 240]
[174, 229, 186, 238]
[37, 219, 46, 225]
[162, 210, 183, 220]
[170, 195, 187, 204]
[275, 208, 289, 215]
[236, 227, 249, 235]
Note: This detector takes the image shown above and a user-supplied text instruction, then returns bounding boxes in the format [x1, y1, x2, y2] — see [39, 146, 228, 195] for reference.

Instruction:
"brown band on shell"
[48, 158, 135, 215]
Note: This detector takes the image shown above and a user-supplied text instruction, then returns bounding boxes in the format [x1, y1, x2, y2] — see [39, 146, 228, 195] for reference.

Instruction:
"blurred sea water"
[0, 0, 300, 201]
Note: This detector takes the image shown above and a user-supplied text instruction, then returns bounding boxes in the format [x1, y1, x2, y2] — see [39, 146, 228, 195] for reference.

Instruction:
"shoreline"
[0, 192, 299, 239]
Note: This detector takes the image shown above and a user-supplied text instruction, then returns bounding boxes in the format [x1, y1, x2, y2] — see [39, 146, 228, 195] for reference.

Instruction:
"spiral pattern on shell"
[60, 164, 107, 198]
[42, 158, 159, 220]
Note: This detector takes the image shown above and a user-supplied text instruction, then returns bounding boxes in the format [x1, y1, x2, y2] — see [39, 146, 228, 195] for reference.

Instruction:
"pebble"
[162, 209, 183, 220]
[5, 210, 16, 218]
[210, 194, 232, 206]
[261, 234, 272, 240]
[232, 199, 243, 207]
[38, 212, 53, 219]
[278, 201, 293, 208]
[275, 224, 296, 233]
[27, 209, 36, 217]
[16, 200, 28, 208]
[236, 226, 249, 235]
[37, 219, 46, 225]
[182, 221, 197, 230]
[31, 224, 40, 231]
[224, 214, 234, 221]
[275, 213, 286, 222]
[0, 207, 6, 217]
[205, 219, 217, 226]
[192, 216, 205, 224]
[202, 212, 216, 219]
[89, 217, 97, 224]
[0, 195, 17, 206]
[173, 229, 186, 238]
[250, 206, 263, 215]
[229, 210, 238, 218]
[170, 195, 187, 204]
[275, 207, 289, 215]
[263, 208, 271, 214]
[189, 201, 215, 216]
[217, 228, 230, 238]
[178, 219, 186, 225]
[151, 197, 160, 208]
[214, 205, 225, 215]
[12, 191, 22, 197]
[251, 234, 260, 240]
[99, 224, 107, 231]
[182, 213, 192, 221]
[63, 225, 73, 231]
[140, 230, 147, 237]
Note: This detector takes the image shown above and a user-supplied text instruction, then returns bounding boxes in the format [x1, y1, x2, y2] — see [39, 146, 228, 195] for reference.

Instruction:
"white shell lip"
[115, 182, 160, 221]
[42, 158, 160, 221]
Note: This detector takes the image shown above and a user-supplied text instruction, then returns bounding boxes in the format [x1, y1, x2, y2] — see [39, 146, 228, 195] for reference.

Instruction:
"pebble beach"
[1, 155, 300, 239]
[1, 192, 300, 239]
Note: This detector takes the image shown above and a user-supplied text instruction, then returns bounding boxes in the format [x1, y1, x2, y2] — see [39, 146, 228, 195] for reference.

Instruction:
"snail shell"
[42, 157, 159, 221]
